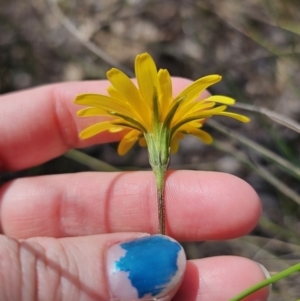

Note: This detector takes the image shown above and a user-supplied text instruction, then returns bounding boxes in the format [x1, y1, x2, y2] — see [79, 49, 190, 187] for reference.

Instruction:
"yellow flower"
[75, 52, 249, 169]
[74, 52, 250, 234]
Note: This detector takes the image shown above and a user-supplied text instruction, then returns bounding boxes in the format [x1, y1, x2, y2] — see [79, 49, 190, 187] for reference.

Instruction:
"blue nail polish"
[106, 235, 186, 301]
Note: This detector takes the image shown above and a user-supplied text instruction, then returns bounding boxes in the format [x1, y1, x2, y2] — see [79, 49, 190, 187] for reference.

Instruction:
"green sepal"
[112, 122, 142, 133]
[171, 115, 208, 136]
[163, 96, 186, 130]
[108, 111, 147, 133]
[152, 87, 160, 134]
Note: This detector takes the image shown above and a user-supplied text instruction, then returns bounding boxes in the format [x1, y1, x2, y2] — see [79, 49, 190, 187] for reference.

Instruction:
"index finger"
[0, 80, 116, 171]
[0, 78, 206, 171]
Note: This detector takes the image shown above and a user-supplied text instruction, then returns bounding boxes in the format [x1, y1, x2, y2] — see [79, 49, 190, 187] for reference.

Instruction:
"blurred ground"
[1, 0, 300, 300]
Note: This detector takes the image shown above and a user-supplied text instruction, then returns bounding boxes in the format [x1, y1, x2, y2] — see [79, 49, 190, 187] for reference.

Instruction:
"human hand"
[0, 79, 269, 301]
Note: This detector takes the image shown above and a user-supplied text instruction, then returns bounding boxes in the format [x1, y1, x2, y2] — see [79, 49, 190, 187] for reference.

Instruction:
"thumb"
[0, 233, 186, 301]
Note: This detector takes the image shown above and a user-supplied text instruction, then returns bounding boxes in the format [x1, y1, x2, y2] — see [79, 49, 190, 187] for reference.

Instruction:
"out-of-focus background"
[1, 0, 300, 299]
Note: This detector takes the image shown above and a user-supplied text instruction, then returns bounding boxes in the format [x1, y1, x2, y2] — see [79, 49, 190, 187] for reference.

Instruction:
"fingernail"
[106, 235, 186, 301]
[256, 262, 272, 295]
[257, 263, 270, 279]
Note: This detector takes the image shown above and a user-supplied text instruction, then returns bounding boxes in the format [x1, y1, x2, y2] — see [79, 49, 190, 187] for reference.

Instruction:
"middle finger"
[0, 170, 260, 240]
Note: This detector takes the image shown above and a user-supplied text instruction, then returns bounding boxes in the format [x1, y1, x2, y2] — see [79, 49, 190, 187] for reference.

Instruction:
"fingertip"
[174, 256, 270, 301]
[172, 261, 200, 301]
[166, 171, 261, 240]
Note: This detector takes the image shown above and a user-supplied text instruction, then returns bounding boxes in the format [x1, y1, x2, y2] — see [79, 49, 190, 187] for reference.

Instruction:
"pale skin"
[0, 78, 269, 301]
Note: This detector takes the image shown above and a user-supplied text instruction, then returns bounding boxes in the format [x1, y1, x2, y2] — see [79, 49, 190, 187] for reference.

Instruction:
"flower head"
[74, 52, 250, 234]
[75, 52, 249, 168]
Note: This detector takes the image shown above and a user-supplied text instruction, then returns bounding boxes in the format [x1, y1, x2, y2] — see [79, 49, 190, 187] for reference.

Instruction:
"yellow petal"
[170, 136, 180, 154]
[117, 129, 140, 155]
[178, 124, 213, 144]
[173, 101, 215, 125]
[135, 53, 159, 107]
[172, 105, 227, 128]
[190, 129, 213, 144]
[75, 94, 132, 117]
[158, 69, 172, 98]
[107, 85, 128, 103]
[185, 120, 205, 128]
[174, 74, 222, 107]
[158, 69, 172, 119]
[109, 126, 124, 133]
[138, 137, 147, 147]
[170, 132, 184, 154]
[79, 121, 114, 139]
[214, 112, 250, 122]
[187, 104, 227, 118]
[107, 68, 151, 129]
[191, 101, 216, 113]
[77, 107, 109, 117]
[74, 94, 110, 107]
[107, 85, 152, 128]
[107, 68, 143, 106]
[204, 95, 235, 105]
[176, 132, 185, 139]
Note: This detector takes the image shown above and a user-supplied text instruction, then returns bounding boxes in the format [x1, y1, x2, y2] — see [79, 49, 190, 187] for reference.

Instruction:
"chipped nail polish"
[106, 235, 186, 301]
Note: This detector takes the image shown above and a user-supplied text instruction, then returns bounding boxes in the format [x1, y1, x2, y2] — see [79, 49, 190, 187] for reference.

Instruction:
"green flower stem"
[229, 262, 300, 301]
[145, 89, 172, 234]
[145, 132, 170, 234]
[152, 165, 168, 235]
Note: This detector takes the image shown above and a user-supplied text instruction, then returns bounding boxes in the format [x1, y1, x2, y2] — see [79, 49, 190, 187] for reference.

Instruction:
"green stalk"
[145, 88, 173, 234]
[145, 130, 170, 235]
[64, 149, 119, 171]
[229, 262, 300, 301]
[152, 165, 168, 235]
